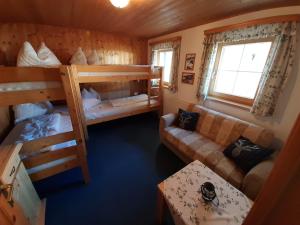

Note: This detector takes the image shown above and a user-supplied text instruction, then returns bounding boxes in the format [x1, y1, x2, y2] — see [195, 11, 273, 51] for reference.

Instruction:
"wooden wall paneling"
[0, 23, 148, 66]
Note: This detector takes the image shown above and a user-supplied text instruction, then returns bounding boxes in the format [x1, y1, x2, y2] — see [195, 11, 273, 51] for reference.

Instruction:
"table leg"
[157, 183, 166, 225]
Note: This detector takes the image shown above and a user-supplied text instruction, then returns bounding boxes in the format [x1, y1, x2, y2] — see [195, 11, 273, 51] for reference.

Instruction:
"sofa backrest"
[191, 105, 274, 148]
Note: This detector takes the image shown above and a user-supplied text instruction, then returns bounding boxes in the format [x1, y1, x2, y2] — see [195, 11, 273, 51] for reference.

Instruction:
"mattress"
[1, 106, 76, 175]
[85, 94, 158, 121]
[0, 81, 61, 92]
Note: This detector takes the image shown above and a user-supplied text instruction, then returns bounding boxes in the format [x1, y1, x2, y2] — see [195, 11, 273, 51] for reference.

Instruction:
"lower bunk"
[84, 93, 160, 125]
[2, 107, 81, 182]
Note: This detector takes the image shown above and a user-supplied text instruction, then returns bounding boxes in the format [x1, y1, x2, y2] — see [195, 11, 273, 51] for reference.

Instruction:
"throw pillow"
[177, 108, 199, 131]
[224, 136, 273, 173]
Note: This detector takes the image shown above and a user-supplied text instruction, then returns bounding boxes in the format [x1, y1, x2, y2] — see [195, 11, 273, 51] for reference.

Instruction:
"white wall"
[149, 6, 300, 147]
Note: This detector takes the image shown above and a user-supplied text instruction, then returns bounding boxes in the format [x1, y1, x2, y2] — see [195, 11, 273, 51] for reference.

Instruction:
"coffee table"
[157, 160, 253, 225]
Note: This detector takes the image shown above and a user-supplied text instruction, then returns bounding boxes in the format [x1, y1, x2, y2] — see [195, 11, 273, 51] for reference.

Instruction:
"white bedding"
[109, 94, 148, 107]
[2, 106, 76, 175]
[0, 81, 62, 92]
[85, 94, 158, 121]
[2, 106, 75, 154]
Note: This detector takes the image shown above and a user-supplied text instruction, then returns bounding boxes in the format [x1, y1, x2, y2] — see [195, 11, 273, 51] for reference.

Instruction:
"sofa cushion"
[191, 105, 273, 148]
[164, 126, 245, 188]
[214, 157, 245, 188]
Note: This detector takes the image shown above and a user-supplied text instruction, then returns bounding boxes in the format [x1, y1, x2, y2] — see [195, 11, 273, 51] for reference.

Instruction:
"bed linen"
[85, 94, 158, 120]
[1, 106, 76, 174]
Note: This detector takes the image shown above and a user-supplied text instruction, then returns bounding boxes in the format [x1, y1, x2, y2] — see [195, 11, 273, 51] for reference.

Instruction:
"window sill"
[206, 96, 251, 111]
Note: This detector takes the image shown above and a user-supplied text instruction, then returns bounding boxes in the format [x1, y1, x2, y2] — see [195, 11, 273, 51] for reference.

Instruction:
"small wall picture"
[182, 72, 195, 85]
[184, 53, 196, 70]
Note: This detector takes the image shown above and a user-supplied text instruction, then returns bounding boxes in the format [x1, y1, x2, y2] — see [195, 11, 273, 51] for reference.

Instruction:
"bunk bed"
[0, 66, 90, 183]
[67, 65, 163, 137]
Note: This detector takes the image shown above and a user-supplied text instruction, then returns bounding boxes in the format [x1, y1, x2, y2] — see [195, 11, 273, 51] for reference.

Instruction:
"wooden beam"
[22, 131, 75, 155]
[204, 14, 300, 35]
[76, 65, 151, 73]
[29, 158, 79, 182]
[0, 67, 61, 83]
[0, 88, 66, 106]
[23, 146, 77, 169]
[77, 74, 159, 83]
[149, 36, 181, 46]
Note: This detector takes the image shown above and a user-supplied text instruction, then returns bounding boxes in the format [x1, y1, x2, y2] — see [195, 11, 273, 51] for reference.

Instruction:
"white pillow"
[88, 88, 101, 101]
[17, 41, 42, 67]
[13, 102, 52, 123]
[70, 47, 87, 65]
[87, 50, 100, 65]
[37, 42, 61, 67]
[82, 98, 100, 111]
[17, 42, 61, 67]
[81, 88, 101, 110]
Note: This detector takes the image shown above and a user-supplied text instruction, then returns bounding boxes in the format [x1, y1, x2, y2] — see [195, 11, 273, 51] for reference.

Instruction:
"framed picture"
[182, 72, 195, 85]
[184, 53, 196, 71]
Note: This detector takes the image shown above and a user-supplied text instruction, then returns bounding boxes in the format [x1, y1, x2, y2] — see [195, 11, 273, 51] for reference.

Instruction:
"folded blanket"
[110, 94, 148, 107]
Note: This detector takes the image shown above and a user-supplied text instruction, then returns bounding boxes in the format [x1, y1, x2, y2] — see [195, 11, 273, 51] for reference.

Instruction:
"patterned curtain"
[196, 21, 298, 116]
[150, 39, 181, 92]
[251, 22, 297, 116]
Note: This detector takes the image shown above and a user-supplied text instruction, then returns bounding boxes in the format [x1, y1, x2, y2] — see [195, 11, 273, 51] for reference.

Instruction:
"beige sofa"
[160, 104, 275, 199]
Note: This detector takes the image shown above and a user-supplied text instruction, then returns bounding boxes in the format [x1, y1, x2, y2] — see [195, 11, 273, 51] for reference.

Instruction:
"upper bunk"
[0, 66, 90, 183]
[73, 65, 162, 83]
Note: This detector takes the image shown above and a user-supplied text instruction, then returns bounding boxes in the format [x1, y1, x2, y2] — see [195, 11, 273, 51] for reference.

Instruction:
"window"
[153, 50, 173, 85]
[209, 39, 272, 106]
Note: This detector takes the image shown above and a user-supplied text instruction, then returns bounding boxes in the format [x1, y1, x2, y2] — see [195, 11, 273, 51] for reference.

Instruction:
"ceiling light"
[110, 0, 130, 8]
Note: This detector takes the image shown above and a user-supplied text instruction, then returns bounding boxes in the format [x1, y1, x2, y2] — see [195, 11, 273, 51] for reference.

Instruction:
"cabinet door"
[13, 163, 41, 225]
[0, 188, 30, 225]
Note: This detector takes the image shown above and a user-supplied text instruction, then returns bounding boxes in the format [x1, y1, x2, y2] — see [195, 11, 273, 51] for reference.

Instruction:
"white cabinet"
[0, 144, 45, 225]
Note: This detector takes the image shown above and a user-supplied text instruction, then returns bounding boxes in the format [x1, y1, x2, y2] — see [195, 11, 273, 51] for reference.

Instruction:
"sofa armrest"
[241, 159, 274, 200]
[160, 113, 177, 128]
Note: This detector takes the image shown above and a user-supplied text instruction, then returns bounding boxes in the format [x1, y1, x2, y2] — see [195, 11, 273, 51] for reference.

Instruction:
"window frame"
[208, 38, 274, 106]
[155, 49, 173, 87]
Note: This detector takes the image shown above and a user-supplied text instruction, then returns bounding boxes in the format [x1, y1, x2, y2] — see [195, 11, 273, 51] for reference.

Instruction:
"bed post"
[158, 67, 163, 116]
[60, 66, 90, 184]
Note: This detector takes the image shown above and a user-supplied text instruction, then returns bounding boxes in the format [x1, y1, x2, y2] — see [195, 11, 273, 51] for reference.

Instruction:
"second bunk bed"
[66, 65, 163, 136]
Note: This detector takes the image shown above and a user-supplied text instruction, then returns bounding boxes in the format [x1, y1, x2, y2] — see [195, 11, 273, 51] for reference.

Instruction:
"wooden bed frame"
[0, 66, 90, 183]
[66, 65, 163, 138]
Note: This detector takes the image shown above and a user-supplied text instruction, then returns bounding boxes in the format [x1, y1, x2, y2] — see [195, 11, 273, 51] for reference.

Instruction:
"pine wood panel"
[0, 23, 147, 66]
[0, 0, 299, 38]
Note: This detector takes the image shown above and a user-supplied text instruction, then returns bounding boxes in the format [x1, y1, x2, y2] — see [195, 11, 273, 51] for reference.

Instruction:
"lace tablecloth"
[159, 160, 253, 225]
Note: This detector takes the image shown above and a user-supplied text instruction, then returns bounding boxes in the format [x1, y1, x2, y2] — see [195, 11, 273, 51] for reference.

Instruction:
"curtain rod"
[149, 36, 181, 46]
[204, 14, 300, 35]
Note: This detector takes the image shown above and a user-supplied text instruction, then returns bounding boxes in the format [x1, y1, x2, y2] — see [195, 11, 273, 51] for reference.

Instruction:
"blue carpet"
[34, 113, 185, 225]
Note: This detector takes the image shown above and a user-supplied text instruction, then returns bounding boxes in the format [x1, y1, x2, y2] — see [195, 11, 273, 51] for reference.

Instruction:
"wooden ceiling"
[0, 0, 299, 38]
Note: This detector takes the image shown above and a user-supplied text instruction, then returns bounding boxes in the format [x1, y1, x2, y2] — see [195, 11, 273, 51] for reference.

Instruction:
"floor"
[34, 113, 185, 225]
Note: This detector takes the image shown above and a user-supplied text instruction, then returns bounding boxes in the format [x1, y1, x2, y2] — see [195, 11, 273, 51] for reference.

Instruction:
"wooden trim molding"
[149, 36, 181, 46]
[204, 14, 300, 35]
